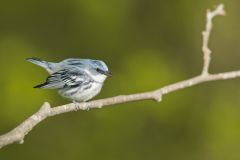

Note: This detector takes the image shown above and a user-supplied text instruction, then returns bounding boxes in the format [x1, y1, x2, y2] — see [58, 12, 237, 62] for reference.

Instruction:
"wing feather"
[34, 68, 87, 89]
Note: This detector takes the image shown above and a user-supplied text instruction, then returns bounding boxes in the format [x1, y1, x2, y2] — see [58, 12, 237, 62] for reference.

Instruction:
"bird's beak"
[104, 71, 112, 77]
[97, 69, 112, 77]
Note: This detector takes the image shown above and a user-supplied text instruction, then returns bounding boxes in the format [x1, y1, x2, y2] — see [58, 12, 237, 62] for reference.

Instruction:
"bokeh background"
[1, 0, 240, 159]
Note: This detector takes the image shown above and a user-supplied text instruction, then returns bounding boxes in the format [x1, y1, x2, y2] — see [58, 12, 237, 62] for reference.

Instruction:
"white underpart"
[73, 82, 103, 102]
[58, 82, 103, 102]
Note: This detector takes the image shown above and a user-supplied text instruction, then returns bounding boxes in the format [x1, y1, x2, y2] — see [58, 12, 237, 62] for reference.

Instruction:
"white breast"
[91, 74, 107, 83]
[73, 82, 103, 102]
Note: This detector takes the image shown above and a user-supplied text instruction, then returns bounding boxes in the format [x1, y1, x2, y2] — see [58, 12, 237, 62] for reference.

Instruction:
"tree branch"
[0, 4, 238, 149]
[202, 4, 225, 75]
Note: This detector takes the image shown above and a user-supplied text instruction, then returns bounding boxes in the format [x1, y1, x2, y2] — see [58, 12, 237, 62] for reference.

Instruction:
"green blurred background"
[1, 0, 240, 159]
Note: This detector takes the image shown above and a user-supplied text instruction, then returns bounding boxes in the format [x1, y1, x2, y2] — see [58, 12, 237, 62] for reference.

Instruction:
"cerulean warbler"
[26, 57, 111, 102]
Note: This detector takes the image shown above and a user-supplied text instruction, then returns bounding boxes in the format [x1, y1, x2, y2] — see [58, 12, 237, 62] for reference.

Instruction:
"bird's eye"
[96, 68, 105, 75]
[96, 68, 101, 72]
[96, 68, 104, 74]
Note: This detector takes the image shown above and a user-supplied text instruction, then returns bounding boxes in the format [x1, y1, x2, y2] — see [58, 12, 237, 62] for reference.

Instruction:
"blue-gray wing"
[34, 68, 88, 89]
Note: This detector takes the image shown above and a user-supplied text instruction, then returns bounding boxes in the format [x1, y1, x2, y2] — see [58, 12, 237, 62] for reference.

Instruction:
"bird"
[26, 57, 111, 102]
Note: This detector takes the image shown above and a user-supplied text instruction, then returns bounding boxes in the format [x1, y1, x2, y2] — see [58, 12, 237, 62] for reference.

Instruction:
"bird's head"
[91, 60, 111, 76]
[84, 59, 111, 83]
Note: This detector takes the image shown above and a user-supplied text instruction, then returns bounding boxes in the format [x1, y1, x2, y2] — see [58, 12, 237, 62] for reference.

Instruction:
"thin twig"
[0, 4, 238, 149]
[201, 4, 225, 75]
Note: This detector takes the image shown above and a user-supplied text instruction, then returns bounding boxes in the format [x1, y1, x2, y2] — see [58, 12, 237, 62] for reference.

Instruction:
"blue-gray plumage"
[26, 57, 111, 102]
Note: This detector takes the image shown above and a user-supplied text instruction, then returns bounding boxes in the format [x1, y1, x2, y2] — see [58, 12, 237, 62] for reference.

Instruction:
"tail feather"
[34, 82, 49, 88]
[26, 57, 55, 74]
[26, 57, 49, 69]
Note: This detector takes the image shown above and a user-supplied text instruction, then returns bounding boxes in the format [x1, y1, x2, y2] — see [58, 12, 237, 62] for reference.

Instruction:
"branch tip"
[217, 4, 225, 14]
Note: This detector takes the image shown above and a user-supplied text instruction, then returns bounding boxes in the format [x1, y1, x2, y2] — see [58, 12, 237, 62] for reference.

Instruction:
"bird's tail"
[26, 57, 48, 68]
[26, 57, 53, 73]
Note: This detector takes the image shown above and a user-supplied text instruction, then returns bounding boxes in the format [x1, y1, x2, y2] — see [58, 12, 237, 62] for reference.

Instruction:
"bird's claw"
[73, 101, 90, 111]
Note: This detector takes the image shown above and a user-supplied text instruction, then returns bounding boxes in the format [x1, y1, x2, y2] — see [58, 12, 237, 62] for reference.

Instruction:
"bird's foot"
[82, 102, 90, 111]
[73, 101, 90, 111]
[73, 101, 80, 111]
